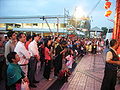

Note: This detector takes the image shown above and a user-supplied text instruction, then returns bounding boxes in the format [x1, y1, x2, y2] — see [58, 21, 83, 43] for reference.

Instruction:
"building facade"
[0, 17, 67, 36]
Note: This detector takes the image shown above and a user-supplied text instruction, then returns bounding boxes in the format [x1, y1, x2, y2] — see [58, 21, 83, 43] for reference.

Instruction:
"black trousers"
[101, 69, 117, 90]
[54, 59, 62, 76]
[54, 65, 61, 76]
[43, 60, 51, 79]
[28, 57, 37, 84]
[40, 57, 45, 70]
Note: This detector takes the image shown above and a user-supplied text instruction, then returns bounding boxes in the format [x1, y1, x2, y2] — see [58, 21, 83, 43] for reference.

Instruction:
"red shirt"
[25, 41, 30, 50]
[44, 47, 51, 60]
[117, 46, 120, 54]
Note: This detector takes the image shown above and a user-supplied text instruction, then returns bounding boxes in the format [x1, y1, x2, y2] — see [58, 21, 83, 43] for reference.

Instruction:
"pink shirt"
[65, 55, 73, 61]
[45, 47, 51, 60]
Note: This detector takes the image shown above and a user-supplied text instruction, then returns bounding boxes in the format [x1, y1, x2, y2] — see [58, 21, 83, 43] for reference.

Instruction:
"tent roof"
[91, 26, 102, 32]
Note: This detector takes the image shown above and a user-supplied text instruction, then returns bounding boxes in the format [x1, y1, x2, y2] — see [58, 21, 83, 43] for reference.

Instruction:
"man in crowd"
[14, 33, 30, 77]
[117, 45, 120, 60]
[101, 39, 120, 90]
[5, 31, 17, 63]
[28, 34, 40, 88]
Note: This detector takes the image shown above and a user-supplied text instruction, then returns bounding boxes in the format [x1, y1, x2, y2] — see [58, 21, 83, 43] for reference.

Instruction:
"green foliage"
[101, 27, 108, 37]
[101, 27, 108, 34]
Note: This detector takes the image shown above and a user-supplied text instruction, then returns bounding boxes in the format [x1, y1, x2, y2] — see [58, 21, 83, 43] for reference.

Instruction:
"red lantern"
[104, 1, 111, 9]
[105, 2, 111, 6]
[104, 6, 110, 9]
[105, 10, 112, 17]
[105, 0, 109, 1]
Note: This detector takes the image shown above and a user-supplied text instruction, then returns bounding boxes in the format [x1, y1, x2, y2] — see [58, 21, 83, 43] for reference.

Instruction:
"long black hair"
[44, 38, 51, 49]
[7, 52, 17, 63]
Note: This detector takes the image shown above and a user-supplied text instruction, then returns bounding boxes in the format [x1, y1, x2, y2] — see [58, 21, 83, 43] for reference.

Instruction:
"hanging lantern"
[105, 1, 111, 6]
[104, 5, 109, 9]
[104, 1, 112, 9]
[105, 10, 112, 17]
[104, 5, 111, 9]
[105, 0, 109, 1]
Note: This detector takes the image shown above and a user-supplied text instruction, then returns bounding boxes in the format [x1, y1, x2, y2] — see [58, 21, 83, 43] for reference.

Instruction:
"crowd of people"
[0, 31, 107, 90]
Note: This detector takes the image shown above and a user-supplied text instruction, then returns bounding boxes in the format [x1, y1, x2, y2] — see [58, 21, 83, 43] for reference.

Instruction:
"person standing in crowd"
[92, 42, 97, 54]
[14, 33, 30, 76]
[101, 39, 120, 90]
[43, 39, 52, 80]
[3, 36, 9, 48]
[7, 52, 29, 90]
[28, 34, 40, 88]
[0, 37, 3, 48]
[105, 39, 109, 48]
[117, 39, 120, 60]
[54, 41, 67, 78]
[65, 48, 74, 71]
[25, 35, 32, 50]
[0, 55, 7, 90]
[38, 42, 45, 71]
[100, 39, 104, 50]
[5, 31, 17, 63]
[88, 43, 92, 55]
[54, 37, 60, 49]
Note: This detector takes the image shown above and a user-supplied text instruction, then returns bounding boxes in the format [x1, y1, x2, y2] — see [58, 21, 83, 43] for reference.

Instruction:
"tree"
[101, 27, 108, 38]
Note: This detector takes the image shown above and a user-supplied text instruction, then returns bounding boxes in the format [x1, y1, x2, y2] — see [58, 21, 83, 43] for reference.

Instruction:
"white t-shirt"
[106, 47, 117, 62]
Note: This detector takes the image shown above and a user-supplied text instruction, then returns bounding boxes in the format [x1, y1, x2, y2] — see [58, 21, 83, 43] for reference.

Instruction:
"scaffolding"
[0, 15, 70, 36]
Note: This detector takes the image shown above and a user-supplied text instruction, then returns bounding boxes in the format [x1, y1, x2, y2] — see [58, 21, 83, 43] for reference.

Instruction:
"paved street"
[61, 54, 120, 90]
[30, 53, 120, 90]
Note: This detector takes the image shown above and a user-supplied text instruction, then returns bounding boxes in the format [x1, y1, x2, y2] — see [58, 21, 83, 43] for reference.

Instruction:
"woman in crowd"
[54, 41, 67, 78]
[43, 39, 52, 80]
[25, 35, 32, 50]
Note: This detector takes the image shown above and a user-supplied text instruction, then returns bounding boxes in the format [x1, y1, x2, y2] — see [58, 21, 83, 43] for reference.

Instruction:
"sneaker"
[48, 78, 52, 81]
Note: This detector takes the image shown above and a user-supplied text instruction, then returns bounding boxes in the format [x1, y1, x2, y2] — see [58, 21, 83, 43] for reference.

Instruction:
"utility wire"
[88, 0, 102, 16]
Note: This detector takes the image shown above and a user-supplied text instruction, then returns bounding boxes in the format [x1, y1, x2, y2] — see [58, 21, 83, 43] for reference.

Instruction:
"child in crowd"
[65, 48, 74, 71]
[7, 52, 29, 90]
[88, 43, 92, 55]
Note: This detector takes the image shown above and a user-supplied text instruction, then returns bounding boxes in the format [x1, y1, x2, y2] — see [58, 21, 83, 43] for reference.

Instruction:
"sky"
[0, 0, 116, 28]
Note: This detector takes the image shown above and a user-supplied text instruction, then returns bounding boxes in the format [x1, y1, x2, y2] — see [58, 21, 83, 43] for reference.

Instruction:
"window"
[33, 23, 38, 28]
[108, 29, 113, 33]
[0, 23, 5, 28]
[6, 24, 13, 31]
[23, 23, 32, 28]
[15, 24, 21, 28]
[33, 23, 38, 26]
